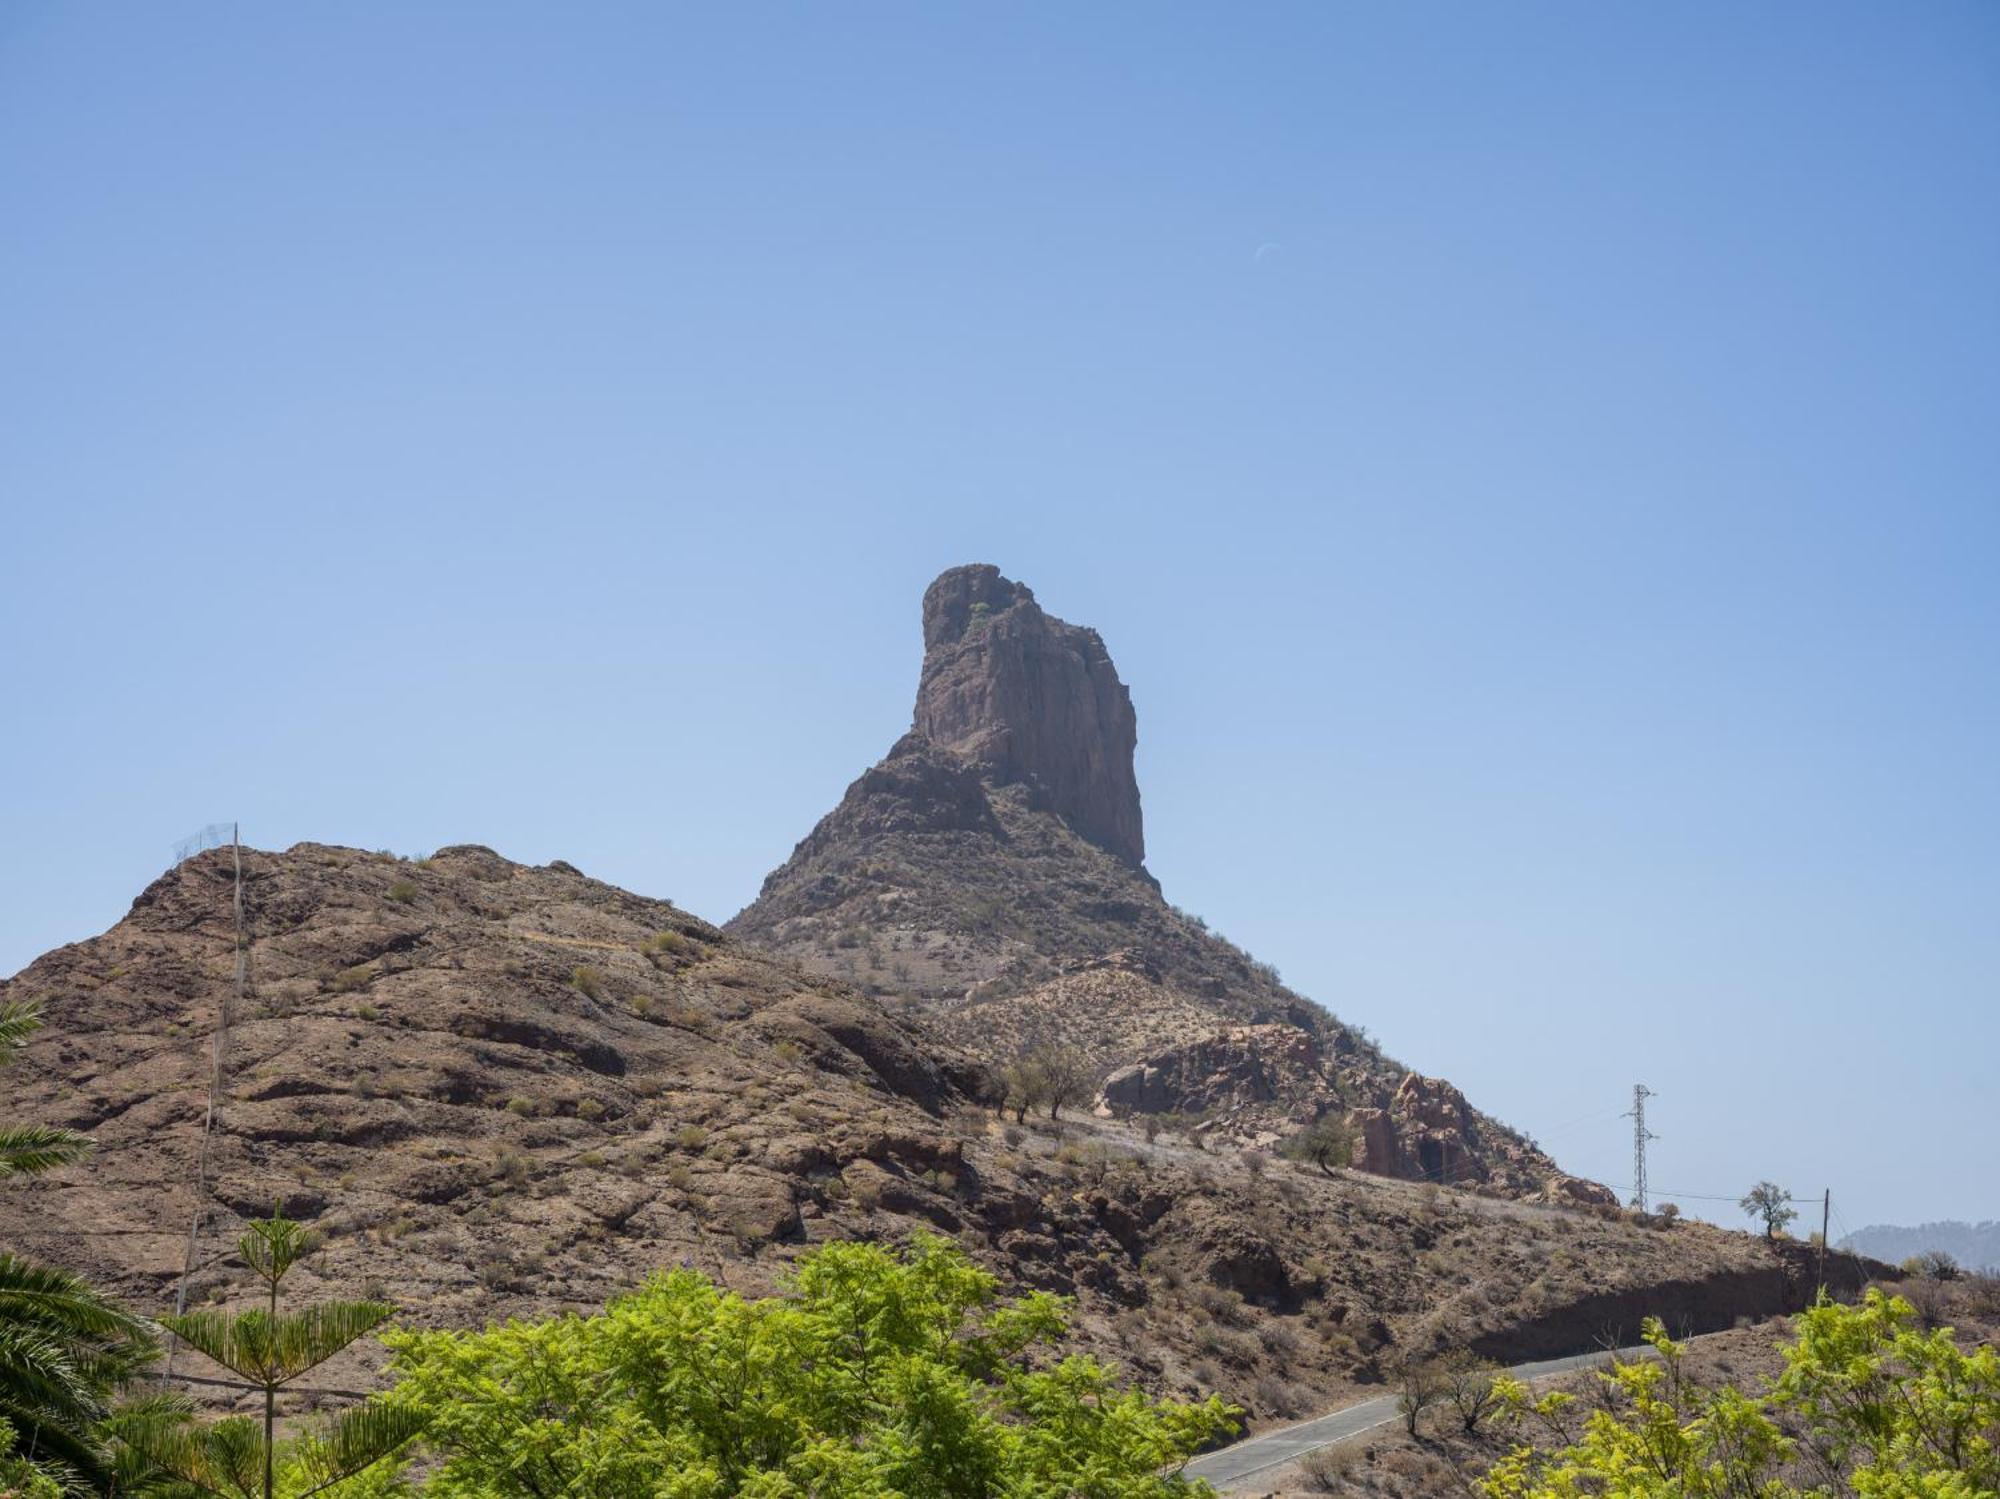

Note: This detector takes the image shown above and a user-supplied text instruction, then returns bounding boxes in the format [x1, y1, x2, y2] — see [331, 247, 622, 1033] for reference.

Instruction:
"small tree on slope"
[1741, 1180, 1797, 1239]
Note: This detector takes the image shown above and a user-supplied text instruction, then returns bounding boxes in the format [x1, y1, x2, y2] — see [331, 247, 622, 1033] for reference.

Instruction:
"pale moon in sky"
[1253, 242, 1281, 266]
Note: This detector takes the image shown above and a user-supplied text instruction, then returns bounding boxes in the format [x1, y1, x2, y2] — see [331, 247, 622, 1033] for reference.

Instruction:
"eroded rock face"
[1539, 1175, 1622, 1209]
[914, 565, 1144, 867]
[1099, 1025, 1322, 1117]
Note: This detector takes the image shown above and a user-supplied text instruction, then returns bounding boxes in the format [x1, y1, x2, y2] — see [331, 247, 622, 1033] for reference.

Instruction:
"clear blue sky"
[3, 4, 1995, 1230]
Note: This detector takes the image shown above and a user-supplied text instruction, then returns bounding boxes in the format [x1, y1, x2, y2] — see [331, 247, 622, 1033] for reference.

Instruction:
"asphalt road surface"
[1184, 1344, 1653, 1491]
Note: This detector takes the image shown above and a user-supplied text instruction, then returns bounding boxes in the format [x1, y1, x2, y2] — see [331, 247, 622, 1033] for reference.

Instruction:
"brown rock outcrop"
[1098, 1024, 1322, 1117]
[914, 565, 1144, 867]
[732, 566, 1610, 1203]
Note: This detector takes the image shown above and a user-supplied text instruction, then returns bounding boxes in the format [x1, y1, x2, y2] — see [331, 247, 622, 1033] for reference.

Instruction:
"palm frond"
[289, 1400, 426, 1498]
[158, 1303, 396, 1385]
[0, 1326, 114, 1493]
[0, 1323, 97, 1421]
[0, 1254, 155, 1345]
[0, 1123, 91, 1180]
[0, 998, 46, 1060]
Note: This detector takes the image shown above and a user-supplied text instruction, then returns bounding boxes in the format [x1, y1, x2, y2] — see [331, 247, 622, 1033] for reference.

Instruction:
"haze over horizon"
[3, 4, 1995, 1232]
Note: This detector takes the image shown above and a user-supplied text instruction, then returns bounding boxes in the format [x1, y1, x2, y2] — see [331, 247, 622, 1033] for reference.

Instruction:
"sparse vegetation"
[1393, 1352, 1450, 1436]
[328, 964, 373, 993]
[1281, 1114, 1355, 1177]
[1741, 1180, 1797, 1239]
[1904, 1248, 1963, 1281]
[1441, 1349, 1502, 1434]
[1298, 1443, 1358, 1492]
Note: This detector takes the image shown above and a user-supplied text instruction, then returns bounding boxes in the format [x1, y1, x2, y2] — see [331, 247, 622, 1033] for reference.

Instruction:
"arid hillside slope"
[3, 842, 1852, 1423]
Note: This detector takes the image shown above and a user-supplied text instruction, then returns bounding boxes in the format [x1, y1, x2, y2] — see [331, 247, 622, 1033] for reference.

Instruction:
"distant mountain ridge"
[1838, 1220, 2000, 1272]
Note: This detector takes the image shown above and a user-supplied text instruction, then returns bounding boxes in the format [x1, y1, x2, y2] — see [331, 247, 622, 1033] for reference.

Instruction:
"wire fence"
[171, 822, 237, 868]
[162, 822, 241, 1383]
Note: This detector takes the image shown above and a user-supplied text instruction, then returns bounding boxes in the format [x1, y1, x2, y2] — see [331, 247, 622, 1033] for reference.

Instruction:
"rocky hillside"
[731, 565, 1594, 1201]
[3, 842, 1847, 1425]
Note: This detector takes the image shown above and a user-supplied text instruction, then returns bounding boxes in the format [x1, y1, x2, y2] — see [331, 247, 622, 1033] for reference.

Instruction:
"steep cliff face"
[914, 565, 1145, 868]
[731, 565, 1592, 1201]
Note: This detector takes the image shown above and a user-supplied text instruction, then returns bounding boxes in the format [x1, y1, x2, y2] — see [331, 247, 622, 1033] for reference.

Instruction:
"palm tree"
[0, 1002, 90, 1182]
[131, 1214, 422, 1499]
[0, 1000, 157, 1495]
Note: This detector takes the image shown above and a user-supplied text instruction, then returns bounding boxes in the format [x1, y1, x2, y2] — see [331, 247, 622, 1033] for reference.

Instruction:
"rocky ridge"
[731, 565, 1599, 1202]
[3, 842, 1843, 1425]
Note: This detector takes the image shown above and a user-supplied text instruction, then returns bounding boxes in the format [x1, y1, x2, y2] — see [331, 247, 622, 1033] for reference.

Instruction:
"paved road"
[1184, 1344, 1653, 1491]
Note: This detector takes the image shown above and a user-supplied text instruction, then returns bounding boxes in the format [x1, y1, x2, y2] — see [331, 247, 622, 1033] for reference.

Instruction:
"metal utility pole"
[1624, 1084, 1658, 1213]
[1818, 1189, 1831, 1287]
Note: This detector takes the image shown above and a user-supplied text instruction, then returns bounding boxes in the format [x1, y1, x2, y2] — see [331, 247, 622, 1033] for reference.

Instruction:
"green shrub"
[384, 1235, 1238, 1497]
[1482, 1293, 2000, 1495]
[570, 966, 604, 999]
[1280, 1115, 1354, 1176]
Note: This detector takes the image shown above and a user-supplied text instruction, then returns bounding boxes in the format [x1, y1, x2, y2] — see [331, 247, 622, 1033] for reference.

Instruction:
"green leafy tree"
[1772, 1289, 2000, 1491]
[0, 1000, 158, 1496]
[1480, 1291, 2000, 1497]
[1740, 1180, 1797, 1239]
[1279, 1116, 1354, 1177]
[999, 1056, 1050, 1125]
[130, 1214, 422, 1499]
[1, 1413, 65, 1499]
[383, 1232, 1238, 1499]
[1033, 1047, 1090, 1121]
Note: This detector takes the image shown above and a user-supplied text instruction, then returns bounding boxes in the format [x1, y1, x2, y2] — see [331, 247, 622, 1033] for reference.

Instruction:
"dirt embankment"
[1470, 1238, 1896, 1362]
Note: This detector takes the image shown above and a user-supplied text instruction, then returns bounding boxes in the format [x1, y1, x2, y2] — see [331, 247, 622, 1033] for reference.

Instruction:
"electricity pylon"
[1623, 1084, 1658, 1212]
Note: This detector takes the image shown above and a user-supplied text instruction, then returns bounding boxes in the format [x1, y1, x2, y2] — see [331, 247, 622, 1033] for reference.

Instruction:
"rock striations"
[0, 840, 1830, 1421]
[732, 565, 1606, 1202]
[915, 566, 1145, 868]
